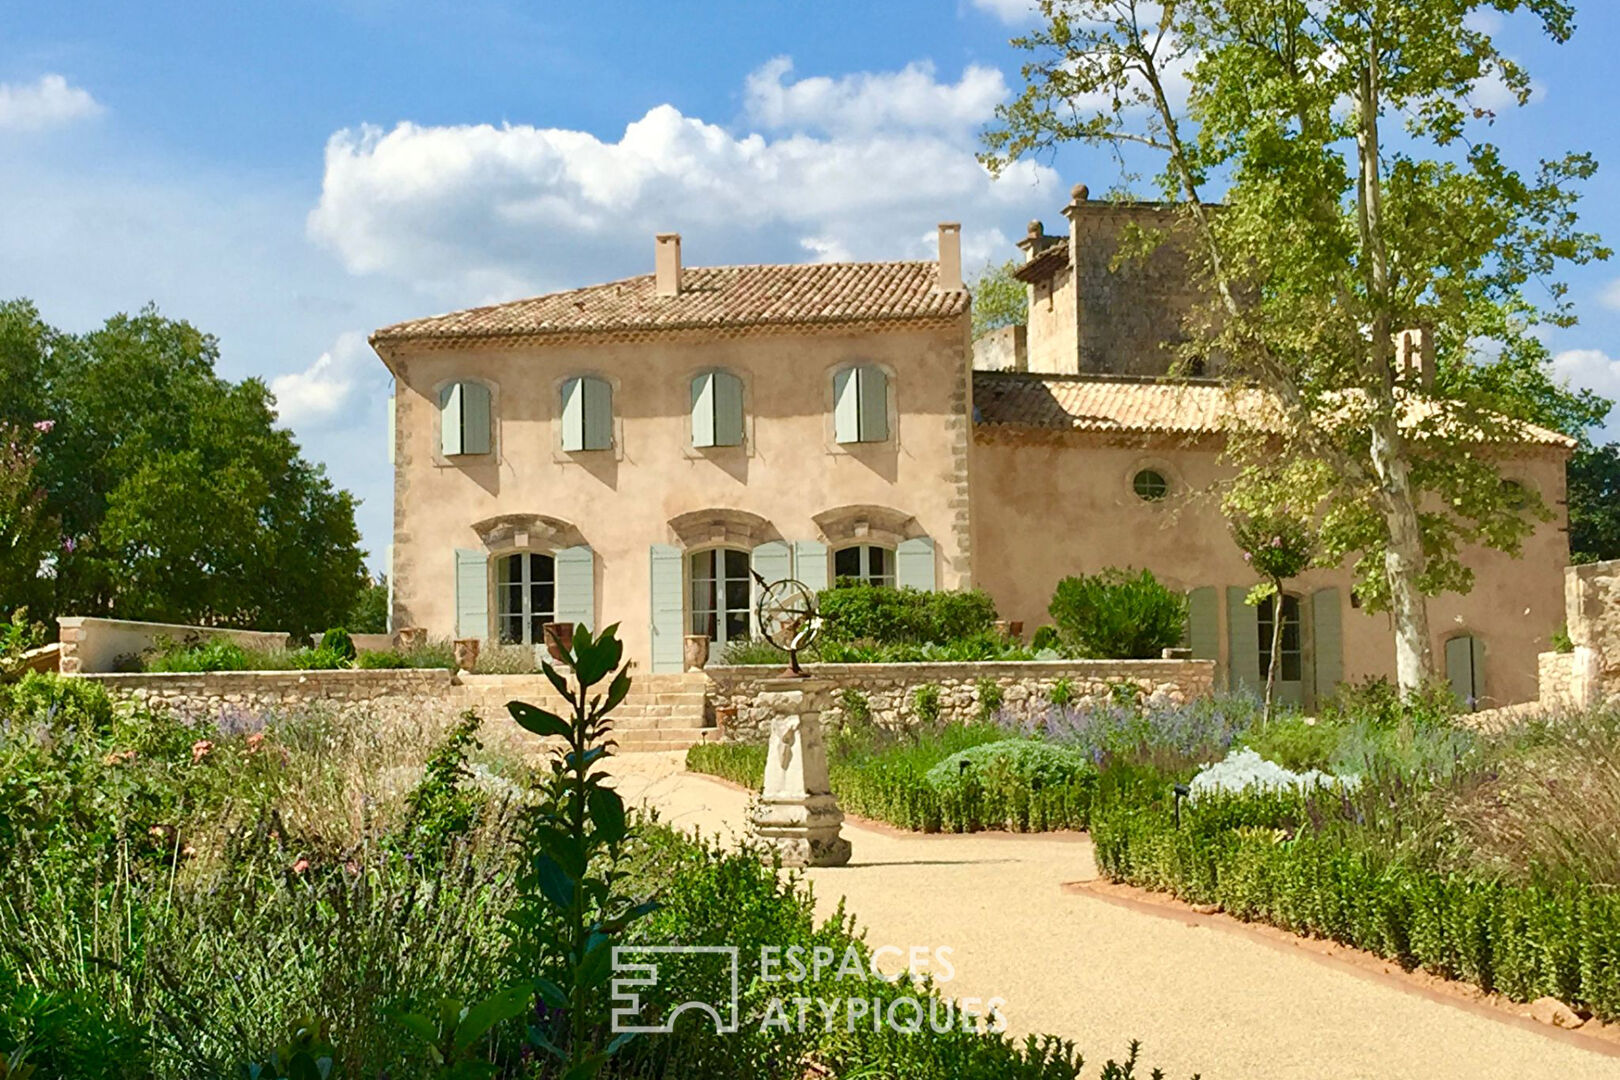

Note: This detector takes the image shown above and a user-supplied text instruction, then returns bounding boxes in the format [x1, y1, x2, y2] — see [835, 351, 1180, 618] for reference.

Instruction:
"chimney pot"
[1394, 326, 1436, 390]
[655, 232, 682, 296]
[936, 222, 963, 293]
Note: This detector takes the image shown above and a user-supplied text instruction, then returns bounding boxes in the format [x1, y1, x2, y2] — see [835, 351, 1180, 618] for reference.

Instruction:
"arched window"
[832, 364, 889, 444]
[497, 552, 555, 645]
[439, 380, 492, 456]
[691, 370, 744, 448]
[833, 544, 894, 587]
[689, 548, 752, 645]
[560, 375, 613, 451]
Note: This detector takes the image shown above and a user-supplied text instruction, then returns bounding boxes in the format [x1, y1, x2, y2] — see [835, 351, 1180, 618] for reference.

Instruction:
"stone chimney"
[1394, 326, 1435, 389]
[655, 233, 682, 296]
[937, 222, 963, 292]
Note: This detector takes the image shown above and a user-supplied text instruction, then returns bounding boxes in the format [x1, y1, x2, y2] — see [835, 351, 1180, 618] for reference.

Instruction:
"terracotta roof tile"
[372, 261, 966, 345]
[973, 372, 1575, 448]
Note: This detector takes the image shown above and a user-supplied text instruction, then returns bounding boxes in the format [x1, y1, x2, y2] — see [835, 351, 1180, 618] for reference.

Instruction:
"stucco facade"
[375, 201, 1572, 707]
[377, 250, 975, 670]
[968, 420, 1569, 708]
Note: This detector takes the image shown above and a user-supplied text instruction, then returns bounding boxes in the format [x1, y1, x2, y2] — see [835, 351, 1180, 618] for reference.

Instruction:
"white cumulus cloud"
[0, 74, 102, 132]
[743, 56, 1008, 136]
[270, 331, 381, 428]
[1600, 278, 1620, 312]
[969, 0, 1036, 23]
[1553, 348, 1620, 417]
[307, 58, 1060, 303]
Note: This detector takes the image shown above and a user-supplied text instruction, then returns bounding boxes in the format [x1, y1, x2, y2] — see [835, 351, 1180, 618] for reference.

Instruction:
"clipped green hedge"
[1093, 800, 1620, 1022]
[684, 737, 1096, 834]
[818, 585, 999, 645]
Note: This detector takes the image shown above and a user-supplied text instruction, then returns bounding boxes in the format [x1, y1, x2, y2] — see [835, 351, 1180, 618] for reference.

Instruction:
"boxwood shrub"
[1092, 796, 1620, 1022]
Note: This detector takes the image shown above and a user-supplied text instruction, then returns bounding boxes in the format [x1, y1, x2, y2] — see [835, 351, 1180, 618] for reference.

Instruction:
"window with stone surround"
[833, 544, 895, 588]
[496, 552, 555, 645]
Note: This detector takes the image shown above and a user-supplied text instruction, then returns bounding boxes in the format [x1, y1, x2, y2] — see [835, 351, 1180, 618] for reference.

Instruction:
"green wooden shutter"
[751, 541, 793, 588]
[1445, 635, 1484, 708]
[649, 544, 684, 673]
[691, 373, 716, 448]
[1226, 586, 1261, 694]
[554, 545, 595, 632]
[1312, 587, 1344, 703]
[560, 377, 584, 451]
[713, 370, 744, 447]
[794, 540, 829, 594]
[833, 367, 860, 444]
[1188, 586, 1218, 661]
[454, 548, 487, 640]
[440, 382, 464, 456]
[583, 377, 613, 450]
[896, 537, 936, 591]
[460, 381, 491, 455]
[858, 366, 889, 442]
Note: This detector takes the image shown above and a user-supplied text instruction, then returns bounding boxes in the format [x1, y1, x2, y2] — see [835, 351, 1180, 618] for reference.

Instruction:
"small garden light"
[1172, 783, 1190, 829]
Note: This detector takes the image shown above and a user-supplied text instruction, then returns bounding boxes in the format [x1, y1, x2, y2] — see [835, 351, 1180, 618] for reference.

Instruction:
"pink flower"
[32, 419, 55, 433]
[191, 739, 214, 764]
[292, 858, 310, 874]
[1270, 535, 1283, 547]
[245, 732, 265, 752]
[1243, 552, 1253, 562]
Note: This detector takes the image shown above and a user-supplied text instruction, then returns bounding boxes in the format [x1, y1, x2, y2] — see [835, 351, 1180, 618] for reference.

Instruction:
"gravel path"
[609, 752, 1620, 1080]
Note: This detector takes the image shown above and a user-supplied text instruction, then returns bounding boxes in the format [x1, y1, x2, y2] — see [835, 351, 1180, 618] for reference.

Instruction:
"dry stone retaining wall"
[76, 669, 714, 753]
[703, 659, 1215, 742]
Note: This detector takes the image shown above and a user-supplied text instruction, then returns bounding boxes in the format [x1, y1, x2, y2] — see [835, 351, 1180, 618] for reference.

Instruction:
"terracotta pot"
[684, 634, 711, 671]
[714, 705, 737, 736]
[543, 622, 574, 662]
[393, 626, 426, 651]
[1008, 621, 1024, 641]
[453, 638, 481, 673]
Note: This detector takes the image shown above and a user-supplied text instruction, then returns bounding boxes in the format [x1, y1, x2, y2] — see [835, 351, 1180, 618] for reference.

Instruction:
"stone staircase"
[455, 671, 717, 753]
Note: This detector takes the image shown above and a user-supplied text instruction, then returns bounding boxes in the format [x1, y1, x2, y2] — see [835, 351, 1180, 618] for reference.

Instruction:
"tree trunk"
[1355, 23, 1436, 694]
[1264, 586, 1284, 724]
[1372, 418, 1436, 691]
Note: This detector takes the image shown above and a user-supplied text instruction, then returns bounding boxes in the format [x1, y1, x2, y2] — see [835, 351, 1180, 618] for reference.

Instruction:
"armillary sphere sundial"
[752, 570, 822, 677]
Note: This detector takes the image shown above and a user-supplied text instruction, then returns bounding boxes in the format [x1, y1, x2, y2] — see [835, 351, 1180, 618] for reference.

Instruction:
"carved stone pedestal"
[749, 678, 851, 868]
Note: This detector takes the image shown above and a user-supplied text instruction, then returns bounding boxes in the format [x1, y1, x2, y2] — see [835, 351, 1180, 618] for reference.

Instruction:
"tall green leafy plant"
[504, 623, 655, 1079]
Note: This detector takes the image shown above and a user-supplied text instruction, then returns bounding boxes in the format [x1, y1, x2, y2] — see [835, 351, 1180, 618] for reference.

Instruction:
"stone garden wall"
[703, 659, 1215, 742]
[74, 659, 1216, 750]
[75, 669, 714, 754]
[57, 617, 291, 675]
[1532, 559, 1620, 712]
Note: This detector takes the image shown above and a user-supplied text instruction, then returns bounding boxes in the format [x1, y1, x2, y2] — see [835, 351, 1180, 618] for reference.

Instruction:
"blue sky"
[3, 0, 1618, 570]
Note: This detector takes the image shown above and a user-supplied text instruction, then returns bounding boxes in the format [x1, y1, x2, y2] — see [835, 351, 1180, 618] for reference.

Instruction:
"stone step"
[613, 727, 718, 752]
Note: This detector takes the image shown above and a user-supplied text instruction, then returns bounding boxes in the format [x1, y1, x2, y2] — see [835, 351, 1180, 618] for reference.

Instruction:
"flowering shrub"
[999, 694, 1257, 766]
[1186, 747, 1353, 799]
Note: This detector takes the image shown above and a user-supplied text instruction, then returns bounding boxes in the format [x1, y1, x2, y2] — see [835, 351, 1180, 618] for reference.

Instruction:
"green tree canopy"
[0, 299, 366, 636]
[970, 259, 1029, 338]
[984, 0, 1609, 690]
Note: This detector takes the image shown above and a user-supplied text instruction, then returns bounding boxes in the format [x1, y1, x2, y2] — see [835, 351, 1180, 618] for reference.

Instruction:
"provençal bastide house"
[371, 185, 1573, 710]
